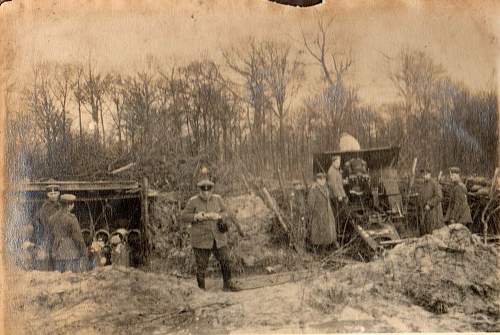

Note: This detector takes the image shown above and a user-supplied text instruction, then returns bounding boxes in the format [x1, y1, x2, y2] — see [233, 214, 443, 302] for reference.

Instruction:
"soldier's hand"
[194, 212, 206, 221]
[424, 204, 430, 211]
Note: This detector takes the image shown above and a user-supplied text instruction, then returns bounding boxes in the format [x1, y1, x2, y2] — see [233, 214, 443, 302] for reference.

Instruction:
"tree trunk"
[99, 99, 105, 148]
[78, 99, 83, 144]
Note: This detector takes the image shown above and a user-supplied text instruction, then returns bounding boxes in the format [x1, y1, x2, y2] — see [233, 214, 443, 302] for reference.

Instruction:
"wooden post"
[141, 177, 150, 265]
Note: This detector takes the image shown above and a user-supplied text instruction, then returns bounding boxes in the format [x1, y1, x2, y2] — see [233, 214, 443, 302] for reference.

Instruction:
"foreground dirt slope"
[9, 225, 500, 334]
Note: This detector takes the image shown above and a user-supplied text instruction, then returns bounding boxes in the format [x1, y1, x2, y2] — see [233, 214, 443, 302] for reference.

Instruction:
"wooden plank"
[379, 238, 419, 246]
[262, 187, 290, 234]
[11, 180, 140, 192]
[353, 224, 380, 251]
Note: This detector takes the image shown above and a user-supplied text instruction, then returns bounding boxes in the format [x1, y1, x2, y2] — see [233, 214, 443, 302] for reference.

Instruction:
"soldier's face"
[68, 203, 75, 212]
[48, 191, 60, 201]
[423, 173, 431, 180]
[317, 177, 326, 186]
[450, 173, 459, 182]
[199, 186, 213, 200]
[332, 159, 340, 169]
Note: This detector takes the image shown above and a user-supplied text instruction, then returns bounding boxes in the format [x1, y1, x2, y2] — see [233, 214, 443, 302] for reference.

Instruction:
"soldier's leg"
[213, 244, 238, 291]
[54, 260, 66, 273]
[193, 248, 211, 289]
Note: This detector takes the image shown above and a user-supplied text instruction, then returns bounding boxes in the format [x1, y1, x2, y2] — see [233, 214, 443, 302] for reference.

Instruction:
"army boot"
[221, 265, 240, 292]
[196, 274, 205, 290]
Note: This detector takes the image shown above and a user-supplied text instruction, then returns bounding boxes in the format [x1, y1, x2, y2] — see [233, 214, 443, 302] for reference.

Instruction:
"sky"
[2, 0, 499, 108]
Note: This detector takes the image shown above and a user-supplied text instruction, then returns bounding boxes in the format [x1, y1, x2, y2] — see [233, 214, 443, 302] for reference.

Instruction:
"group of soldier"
[304, 156, 473, 254]
[21, 185, 132, 272]
[419, 166, 472, 235]
[23, 185, 88, 272]
[20, 160, 472, 293]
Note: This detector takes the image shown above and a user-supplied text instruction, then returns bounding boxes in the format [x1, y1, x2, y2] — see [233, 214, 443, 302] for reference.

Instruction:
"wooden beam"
[141, 177, 151, 265]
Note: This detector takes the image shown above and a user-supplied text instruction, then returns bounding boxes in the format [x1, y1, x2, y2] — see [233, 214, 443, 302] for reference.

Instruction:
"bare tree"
[82, 58, 110, 146]
[259, 41, 304, 172]
[301, 15, 356, 149]
[53, 63, 73, 153]
[108, 72, 126, 153]
[122, 69, 158, 154]
[223, 40, 272, 172]
[301, 14, 352, 86]
[24, 63, 66, 172]
[388, 48, 445, 167]
[72, 64, 85, 143]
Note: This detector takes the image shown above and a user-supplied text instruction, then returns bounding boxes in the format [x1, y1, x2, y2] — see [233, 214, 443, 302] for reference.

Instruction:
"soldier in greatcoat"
[444, 167, 473, 225]
[50, 194, 87, 272]
[33, 184, 61, 270]
[306, 172, 338, 253]
[419, 167, 444, 236]
[181, 177, 244, 291]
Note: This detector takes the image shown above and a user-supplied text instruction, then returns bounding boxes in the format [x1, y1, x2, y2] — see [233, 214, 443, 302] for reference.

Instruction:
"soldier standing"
[33, 184, 61, 271]
[50, 194, 87, 272]
[419, 167, 444, 236]
[306, 172, 338, 253]
[444, 167, 472, 225]
[181, 177, 244, 291]
[327, 155, 348, 204]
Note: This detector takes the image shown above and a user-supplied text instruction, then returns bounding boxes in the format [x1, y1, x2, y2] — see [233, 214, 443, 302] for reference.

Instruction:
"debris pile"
[308, 224, 500, 331]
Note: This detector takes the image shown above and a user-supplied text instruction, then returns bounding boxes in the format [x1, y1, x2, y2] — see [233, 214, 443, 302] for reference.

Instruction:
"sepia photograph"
[1, 0, 499, 334]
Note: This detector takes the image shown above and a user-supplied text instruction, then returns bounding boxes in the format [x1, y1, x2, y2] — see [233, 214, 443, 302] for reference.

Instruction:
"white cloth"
[339, 133, 361, 151]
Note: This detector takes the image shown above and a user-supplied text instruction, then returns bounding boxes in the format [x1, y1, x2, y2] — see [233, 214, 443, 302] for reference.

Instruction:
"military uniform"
[306, 182, 337, 248]
[181, 182, 236, 291]
[181, 194, 229, 249]
[327, 165, 347, 200]
[419, 178, 444, 235]
[34, 199, 60, 270]
[445, 182, 472, 224]
[50, 197, 86, 273]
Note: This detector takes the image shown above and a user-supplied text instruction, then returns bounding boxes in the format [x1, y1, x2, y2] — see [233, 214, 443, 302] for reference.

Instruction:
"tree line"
[7, 21, 498, 189]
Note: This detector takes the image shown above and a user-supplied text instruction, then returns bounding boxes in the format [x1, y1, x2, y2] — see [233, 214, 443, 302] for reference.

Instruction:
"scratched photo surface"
[1, 1, 499, 334]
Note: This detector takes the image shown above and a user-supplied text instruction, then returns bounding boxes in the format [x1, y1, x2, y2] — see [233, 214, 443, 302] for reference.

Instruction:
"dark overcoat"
[306, 183, 336, 246]
[445, 182, 473, 224]
[419, 179, 444, 235]
[35, 200, 60, 246]
[50, 209, 86, 260]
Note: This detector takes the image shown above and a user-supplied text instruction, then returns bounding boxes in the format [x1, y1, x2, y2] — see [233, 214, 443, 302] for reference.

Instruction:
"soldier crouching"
[181, 177, 244, 292]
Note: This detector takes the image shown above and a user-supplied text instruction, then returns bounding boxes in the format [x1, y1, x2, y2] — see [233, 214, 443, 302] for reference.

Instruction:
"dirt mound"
[225, 194, 281, 270]
[9, 266, 237, 335]
[308, 224, 500, 331]
[149, 194, 300, 275]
